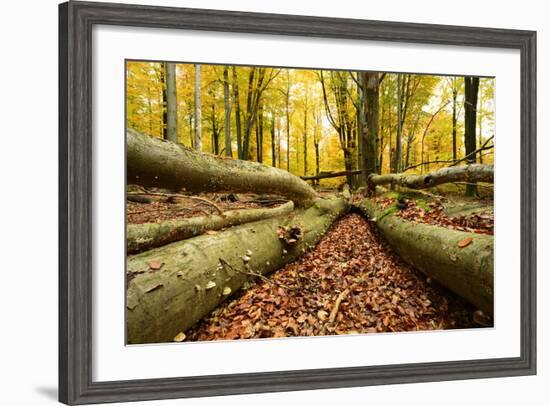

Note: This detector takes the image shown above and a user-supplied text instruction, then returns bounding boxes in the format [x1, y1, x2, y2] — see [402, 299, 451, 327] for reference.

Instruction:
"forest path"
[186, 213, 478, 341]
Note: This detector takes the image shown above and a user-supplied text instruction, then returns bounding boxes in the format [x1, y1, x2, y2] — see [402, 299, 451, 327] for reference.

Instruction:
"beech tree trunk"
[223, 66, 232, 157]
[127, 201, 294, 254]
[194, 64, 202, 151]
[464, 76, 480, 196]
[127, 129, 318, 206]
[367, 164, 493, 190]
[232, 66, 243, 159]
[365, 72, 379, 175]
[355, 198, 493, 315]
[126, 197, 349, 344]
[165, 63, 178, 144]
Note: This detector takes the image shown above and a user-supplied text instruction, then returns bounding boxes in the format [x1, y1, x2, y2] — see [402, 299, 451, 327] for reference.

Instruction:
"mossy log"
[355, 198, 493, 315]
[127, 201, 294, 254]
[127, 129, 318, 207]
[367, 164, 493, 190]
[126, 197, 349, 344]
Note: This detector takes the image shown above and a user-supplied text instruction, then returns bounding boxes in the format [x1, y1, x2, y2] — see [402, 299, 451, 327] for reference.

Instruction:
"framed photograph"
[59, 1, 536, 404]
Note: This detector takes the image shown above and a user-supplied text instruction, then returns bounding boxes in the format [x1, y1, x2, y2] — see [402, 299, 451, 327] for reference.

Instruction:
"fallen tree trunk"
[367, 164, 493, 190]
[127, 201, 294, 254]
[127, 129, 318, 207]
[301, 170, 361, 181]
[355, 198, 493, 315]
[126, 197, 349, 344]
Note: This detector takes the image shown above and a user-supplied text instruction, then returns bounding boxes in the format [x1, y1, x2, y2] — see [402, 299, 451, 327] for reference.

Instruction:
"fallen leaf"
[205, 281, 216, 290]
[173, 332, 186, 342]
[458, 237, 473, 248]
[222, 286, 231, 295]
[149, 260, 163, 270]
[317, 310, 329, 321]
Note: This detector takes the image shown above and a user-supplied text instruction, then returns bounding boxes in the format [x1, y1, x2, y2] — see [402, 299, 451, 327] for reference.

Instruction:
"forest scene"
[126, 61, 494, 344]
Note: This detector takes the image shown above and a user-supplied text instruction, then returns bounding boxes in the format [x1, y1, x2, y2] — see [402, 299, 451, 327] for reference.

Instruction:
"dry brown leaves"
[127, 193, 277, 224]
[186, 214, 482, 342]
[378, 198, 494, 235]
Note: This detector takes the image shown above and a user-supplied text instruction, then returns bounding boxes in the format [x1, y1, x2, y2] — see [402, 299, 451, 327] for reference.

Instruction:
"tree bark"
[367, 164, 493, 190]
[302, 169, 361, 181]
[160, 63, 168, 140]
[127, 129, 318, 206]
[365, 72, 379, 175]
[354, 198, 493, 315]
[194, 64, 202, 151]
[303, 93, 308, 176]
[464, 76, 480, 196]
[126, 197, 349, 343]
[127, 201, 294, 254]
[452, 77, 458, 161]
[395, 74, 403, 173]
[165, 63, 178, 144]
[271, 113, 276, 167]
[223, 66, 232, 157]
[256, 100, 264, 163]
[357, 72, 367, 185]
[232, 66, 243, 159]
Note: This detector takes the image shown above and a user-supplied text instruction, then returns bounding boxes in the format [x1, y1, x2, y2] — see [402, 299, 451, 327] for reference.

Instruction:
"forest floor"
[126, 192, 291, 224]
[373, 195, 494, 235]
[126, 189, 494, 341]
[185, 213, 486, 341]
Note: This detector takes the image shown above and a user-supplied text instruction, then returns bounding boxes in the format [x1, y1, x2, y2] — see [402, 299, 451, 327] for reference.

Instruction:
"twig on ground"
[219, 258, 305, 293]
[128, 191, 224, 214]
[329, 289, 350, 323]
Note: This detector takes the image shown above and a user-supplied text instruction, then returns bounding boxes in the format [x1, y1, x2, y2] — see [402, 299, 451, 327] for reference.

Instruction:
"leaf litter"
[376, 197, 493, 235]
[186, 213, 485, 342]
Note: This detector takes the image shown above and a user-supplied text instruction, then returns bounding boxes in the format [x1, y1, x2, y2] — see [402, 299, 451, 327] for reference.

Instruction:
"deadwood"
[127, 201, 294, 254]
[368, 164, 493, 190]
[126, 197, 349, 344]
[355, 198, 493, 315]
[127, 129, 318, 207]
[301, 169, 361, 181]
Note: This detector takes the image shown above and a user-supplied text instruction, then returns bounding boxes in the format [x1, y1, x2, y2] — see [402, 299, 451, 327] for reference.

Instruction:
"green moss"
[416, 198, 430, 212]
[378, 205, 399, 221]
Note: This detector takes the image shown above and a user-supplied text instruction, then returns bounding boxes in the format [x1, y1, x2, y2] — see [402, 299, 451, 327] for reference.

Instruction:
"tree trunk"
[367, 164, 493, 190]
[355, 198, 493, 315]
[223, 66, 232, 157]
[357, 72, 367, 185]
[126, 197, 349, 343]
[127, 201, 294, 254]
[302, 169, 361, 181]
[303, 95, 308, 176]
[365, 72, 379, 175]
[232, 66, 243, 159]
[210, 102, 219, 155]
[165, 63, 178, 144]
[314, 113, 321, 185]
[127, 129, 318, 206]
[271, 113, 276, 167]
[452, 78, 458, 161]
[286, 72, 291, 172]
[464, 76, 480, 196]
[160, 63, 168, 140]
[256, 101, 264, 163]
[194, 64, 202, 151]
[395, 74, 403, 173]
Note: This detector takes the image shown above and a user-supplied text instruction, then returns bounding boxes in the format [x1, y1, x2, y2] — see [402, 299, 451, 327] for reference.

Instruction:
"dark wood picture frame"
[59, 1, 537, 404]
